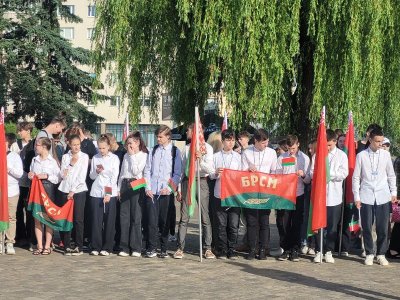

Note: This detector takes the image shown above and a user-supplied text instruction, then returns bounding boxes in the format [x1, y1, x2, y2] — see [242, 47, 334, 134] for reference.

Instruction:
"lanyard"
[221, 151, 233, 169]
[368, 149, 380, 177]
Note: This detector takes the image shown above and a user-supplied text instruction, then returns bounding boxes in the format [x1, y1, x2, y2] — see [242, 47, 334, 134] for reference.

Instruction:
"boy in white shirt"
[0, 134, 23, 254]
[352, 127, 397, 266]
[313, 130, 349, 263]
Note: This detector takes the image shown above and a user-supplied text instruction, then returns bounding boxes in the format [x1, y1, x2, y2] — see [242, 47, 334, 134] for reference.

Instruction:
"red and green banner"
[130, 178, 147, 191]
[0, 107, 9, 232]
[343, 111, 356, 205]
[220, 169, 298, 209]
[28, 176, 74, 231]
[308, 106, 329, 235]
[282, 157, 296, 167]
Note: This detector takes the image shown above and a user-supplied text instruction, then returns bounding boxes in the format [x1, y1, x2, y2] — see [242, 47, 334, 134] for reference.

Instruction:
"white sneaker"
[313, 252, 324, 263]
[100, 250, 110, 256]
[325, 251, 334, 263]
[301, 245, 309, 255]
[0, 243, 3, 254]
[131, 251, 141, 257]
[308, 248, 316, 255]
[361, 250, 366, 258]
[376, 255, 389, 266]
[6, 243, 15, 255]
[341, 251, 349, 257]
[364, 254, 374, 265]
[118, 251, 129, 257]
[90, 250, 99, 256]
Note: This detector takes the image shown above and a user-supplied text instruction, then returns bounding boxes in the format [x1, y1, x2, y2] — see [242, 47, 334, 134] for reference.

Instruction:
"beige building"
[59, 1, 174, 147]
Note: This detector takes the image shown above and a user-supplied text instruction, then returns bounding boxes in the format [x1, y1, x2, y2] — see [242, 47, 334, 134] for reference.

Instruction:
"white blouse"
[117, 151, 148, 191]
[58, 151, 89, 194]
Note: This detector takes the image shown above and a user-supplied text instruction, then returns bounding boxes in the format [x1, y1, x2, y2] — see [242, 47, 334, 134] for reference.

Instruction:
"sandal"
[41, 248, 52, 255]
[33, 248, 43, 255]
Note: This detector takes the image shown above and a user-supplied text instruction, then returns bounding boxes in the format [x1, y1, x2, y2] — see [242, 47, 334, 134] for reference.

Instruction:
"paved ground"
[1, 211, 400, 300]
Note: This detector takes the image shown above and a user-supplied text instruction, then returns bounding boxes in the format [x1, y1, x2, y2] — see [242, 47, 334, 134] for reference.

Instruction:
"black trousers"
[167, 195, 176, 236]
[216, 199, 240, 252]
[361, 201, 391, 256]
[58, 191, 86, 249]
[90, 196, 117, 252]
[245, 208, 271, 250]
[276, 209, 290, 249]
[316, 204, 342, 253]
[340, 204, 353, 252]
[16, 186, 35, 243]
[280, 195, 305, 251]
[389, 222, 400, 253]
[146, 195, 170, 252]
[208, 179, 219, 250]
[120, 182, 143, 253]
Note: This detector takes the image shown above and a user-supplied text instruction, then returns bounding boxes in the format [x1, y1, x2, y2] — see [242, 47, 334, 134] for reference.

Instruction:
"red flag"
[221, 111, 228, 131]
[308, 106, 329, 234]
[343, 111, 356, 204]
[122, 112, 129, 143]
[0, 107, 9, 231]
[186, 108, 206, 216]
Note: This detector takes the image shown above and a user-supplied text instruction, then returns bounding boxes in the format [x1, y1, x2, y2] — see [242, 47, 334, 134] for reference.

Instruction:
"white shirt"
[7, 151, 23, 197]
[58, 151, 89, 194]
[276, 151, 310, 196]
[210, 150, 242, 198]
[90, 152, 120, 197]
[242, 145, 277, 173]
[352, 148, 397, 205]
[30, 155, 61, 185]
[310, 147, 349, 206]
[182, 143, 215, 178]
[118, 151, 148, 190]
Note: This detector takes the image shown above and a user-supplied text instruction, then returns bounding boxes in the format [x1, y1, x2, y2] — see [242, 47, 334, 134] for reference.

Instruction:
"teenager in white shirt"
[28, 137, 61, 255]
[242, 129, 277, 260]
[0, 134, 23, 255]
[209, 129, 242, 259]
[276, 135, 310, 262]
[58, 134, 89, 256]
[353, 128, 397, 266]
[312, 130, 349, 263]
[117, 132, 148, 257]
[89, 135, 120, 256]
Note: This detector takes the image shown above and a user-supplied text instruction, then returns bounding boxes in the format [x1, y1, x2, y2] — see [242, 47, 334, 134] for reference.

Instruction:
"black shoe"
[227, 249, 238, 260]
[246, 249, 256, 260]
[158, 251, 169, 259]
[217, 250, 227, 260]
[258, 248, 267, 260]
[64, 248, 72, 256]
[290, 250, 300, 262]
[278, 250, 290, 261]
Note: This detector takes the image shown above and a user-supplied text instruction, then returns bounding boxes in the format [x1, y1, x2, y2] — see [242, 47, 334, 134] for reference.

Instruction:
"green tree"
[93, 0, 400, 144]
[0, 0, 103, 129]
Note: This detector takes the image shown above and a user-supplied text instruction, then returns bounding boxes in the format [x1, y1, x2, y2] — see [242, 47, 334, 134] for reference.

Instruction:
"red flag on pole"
[308, 106, 329, 234]
[0, 107, 9, 231]
[221, 111, 228, 131]
[122, 112, 129, 143]
[343, 111, 356, 204]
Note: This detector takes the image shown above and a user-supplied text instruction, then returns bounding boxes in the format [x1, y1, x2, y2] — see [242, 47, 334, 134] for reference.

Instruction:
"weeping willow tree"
[93, 0, 400, 145]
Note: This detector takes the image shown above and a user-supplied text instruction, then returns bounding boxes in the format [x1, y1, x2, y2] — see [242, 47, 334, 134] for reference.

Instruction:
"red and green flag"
[186, 107, 206, 217]
[282, 156, 296, 167]
[130, 178, 147, 191]
[0, 107, 9, 232]
[28, 176, 74, 231]
[168, 178, 178, 196]
[308, 106, 329, 236]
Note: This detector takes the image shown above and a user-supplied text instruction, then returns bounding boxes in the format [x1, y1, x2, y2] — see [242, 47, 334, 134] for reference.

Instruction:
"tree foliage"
[0, 0, 103, 129]
[94, 0, 400, 142]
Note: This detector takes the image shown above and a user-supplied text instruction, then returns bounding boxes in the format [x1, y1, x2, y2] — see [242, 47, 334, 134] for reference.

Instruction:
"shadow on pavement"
[227, 261, 400, 300]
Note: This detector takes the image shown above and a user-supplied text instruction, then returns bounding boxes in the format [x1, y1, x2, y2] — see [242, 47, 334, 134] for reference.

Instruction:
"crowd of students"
[2, 116, 400, 267]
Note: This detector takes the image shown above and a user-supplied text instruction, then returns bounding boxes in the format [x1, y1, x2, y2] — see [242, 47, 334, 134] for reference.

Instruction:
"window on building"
[136, 125, 158, 148]
[60, 27, 74, 40]
[141, 95, 151, 106]
[64, 5, 75, 14]
[106, 124, 124, 143]
[110, 96, 121, 107]
[88, 5, 96, 17]
[87, 28, 94, 40]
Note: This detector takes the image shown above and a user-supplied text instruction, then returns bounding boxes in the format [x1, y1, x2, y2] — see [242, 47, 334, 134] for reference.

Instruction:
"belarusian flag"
[282, 156, 296, 167]
[0, 107, 9, 232]
[168, 178, 178, 196]
[308, 106, 329, 235]
[28, 176, 74, 231]
[221, 111, 228, 131]
[122, 112, 129, 143]
[130, 178, 147, 191]
[343, 111, 356, 204]
[186, 107, 206, 217]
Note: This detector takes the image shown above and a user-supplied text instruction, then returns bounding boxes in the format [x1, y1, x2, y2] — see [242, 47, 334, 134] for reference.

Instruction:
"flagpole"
[195, 107, 203, 262]
[320, 228, 323, 263]
[1, 232, 4, 255]
[338, 184, 345, 256]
